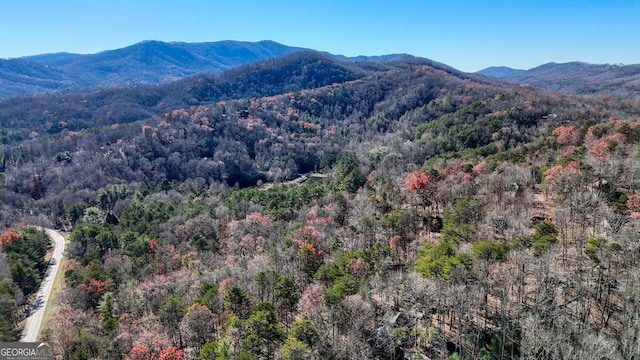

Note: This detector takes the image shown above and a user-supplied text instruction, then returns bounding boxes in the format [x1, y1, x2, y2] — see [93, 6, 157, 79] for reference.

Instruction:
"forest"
[2, 51, 640, 359]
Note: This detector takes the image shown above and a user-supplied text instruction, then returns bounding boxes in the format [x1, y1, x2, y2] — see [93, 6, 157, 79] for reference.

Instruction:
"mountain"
[0, 40, 304, 97]
[0, 51, 370, 134]
[479, 61, 640, 98]
[0, 40, 422, 99]
[476, 66, 525, 78]
[0, 58, 75, 98]
[0, 50, 492, 138]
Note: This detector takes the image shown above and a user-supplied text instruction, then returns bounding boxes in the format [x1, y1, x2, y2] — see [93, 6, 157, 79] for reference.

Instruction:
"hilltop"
[475, 66, 525, 79]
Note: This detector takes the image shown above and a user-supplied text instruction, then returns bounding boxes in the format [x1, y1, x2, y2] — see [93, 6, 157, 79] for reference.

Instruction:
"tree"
[149, 238, 159, 253]
[275, 277, 299, 324]
[0, 230, 21, 247]
[181, 304, 216, 350]
[97, 184, 128, 213]
[299, 244, 322, 282]
[0, 279, 18, 341]
[297, 285, 326, 323]
[405, 170, 435, 209]
[281, 339, 309, 360]
[224, 286, 250, 319]
[46, 305, 98, 360]
[627, 191, 640, 216]
[159, 296, 185, 348]
[472, 239, 509, 263]
[347, 257, 371, 279]
[254, 270, 280, 303]
[157, 347, 185, 360]
[126, 345, 152, 360]
[79, 279, 109, 306]
[333, 152, 365, 192]
[8, 253, 40, 296]
[194, 282, 220, 312]
[241, 302, 285, 358]
[415, 239, 472, 279]
[440, 197, 482, 243]
[289, 316, 318, 347]
[198, 340, 232, 360]
[552, 125, 582, 146]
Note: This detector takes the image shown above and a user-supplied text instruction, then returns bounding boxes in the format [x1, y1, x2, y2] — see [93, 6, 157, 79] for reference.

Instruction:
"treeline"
[0, 227, 51, 341]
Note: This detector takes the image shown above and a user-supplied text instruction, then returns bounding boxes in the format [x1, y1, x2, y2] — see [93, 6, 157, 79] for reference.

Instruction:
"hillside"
[42, 40, 305, 87]
[480, 61, 640, 98]
[2, 51, 640, 359]
[0, 40, 417, 98]
[0, 40, 304, 98]
[0, 51, 488, 142]
[0, 51, 373, 138]
[0, 58, 74, 97]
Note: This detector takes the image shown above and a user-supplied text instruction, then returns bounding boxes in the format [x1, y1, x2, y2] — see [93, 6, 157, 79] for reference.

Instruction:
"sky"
[1, 0, 639, 72]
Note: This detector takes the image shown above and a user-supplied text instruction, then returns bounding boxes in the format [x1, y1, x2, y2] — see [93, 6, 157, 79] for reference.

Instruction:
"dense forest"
[2, 51, 640, 359]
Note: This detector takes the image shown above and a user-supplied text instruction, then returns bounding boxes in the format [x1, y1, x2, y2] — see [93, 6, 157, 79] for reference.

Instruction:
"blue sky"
[1, 0, 639, 72]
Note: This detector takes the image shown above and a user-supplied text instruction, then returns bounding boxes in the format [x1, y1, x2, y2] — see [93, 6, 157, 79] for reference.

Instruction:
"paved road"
[20, 228, 65, 342]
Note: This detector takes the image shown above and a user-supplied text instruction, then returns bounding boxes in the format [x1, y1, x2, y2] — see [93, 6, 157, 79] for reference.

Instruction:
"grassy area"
[37, 236, 67, 341]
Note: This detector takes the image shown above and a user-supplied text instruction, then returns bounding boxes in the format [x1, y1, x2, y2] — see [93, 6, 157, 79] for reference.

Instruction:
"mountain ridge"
[0, 50, 378, 134]
[478, 61, 640, 98]
[0, 40, 413, 98]
[5, 40, 640, 100]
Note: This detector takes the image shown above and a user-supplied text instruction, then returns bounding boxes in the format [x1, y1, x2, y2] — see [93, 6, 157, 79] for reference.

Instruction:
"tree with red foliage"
[544, 161, 581, 200]
[79, 279, 109, 305]
[298, 241, 322, 258]
[132, 328, 171, 357]
[405, 170, 433, 193]
[552, 125, 582, 146]
[405, 170, 435, 210]
[157, 347, 185, 360]
[125, 345, 152, 360]
[86, 279, 108, 296]
[0, 229, 21, 247]
[149, 238, 158, 253]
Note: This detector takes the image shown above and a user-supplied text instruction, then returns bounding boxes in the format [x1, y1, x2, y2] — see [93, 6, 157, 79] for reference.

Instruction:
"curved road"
[20, 228, 65, 342]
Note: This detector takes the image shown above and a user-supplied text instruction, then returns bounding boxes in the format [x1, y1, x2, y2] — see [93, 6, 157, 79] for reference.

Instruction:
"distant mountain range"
[0, 50, 494, 138]
[475, 66, 526, 79]
[0, 40, 411, 98]
[477, 62, 640, 98]
[2, 39, 640, 99]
